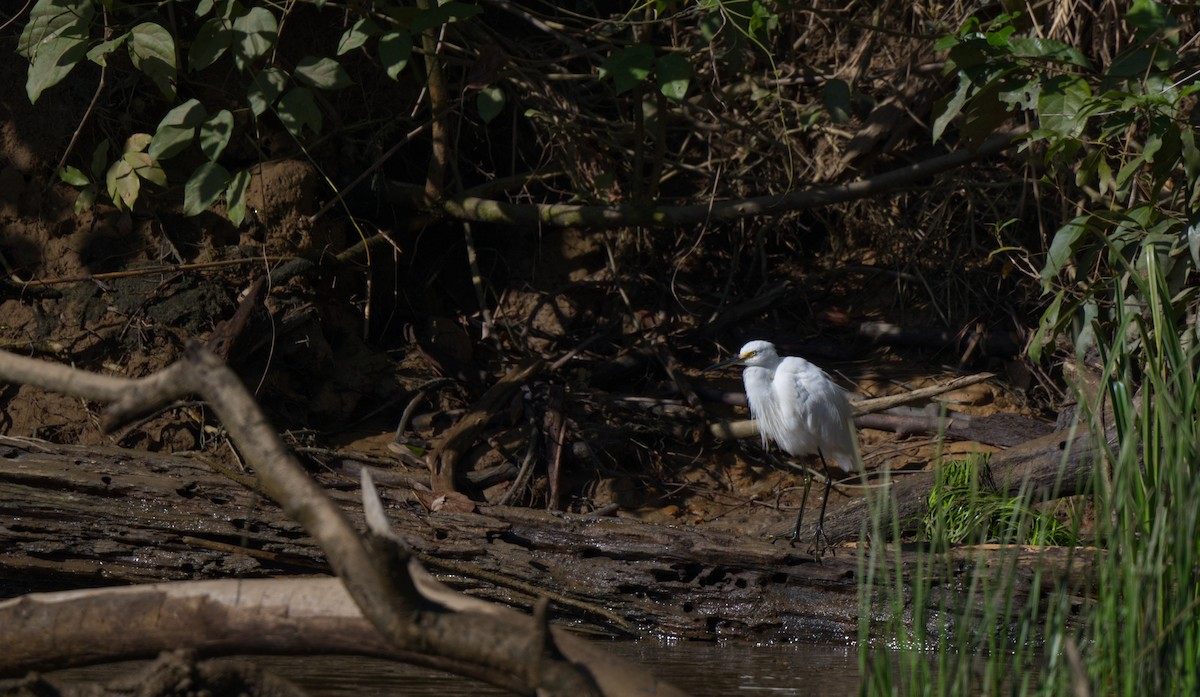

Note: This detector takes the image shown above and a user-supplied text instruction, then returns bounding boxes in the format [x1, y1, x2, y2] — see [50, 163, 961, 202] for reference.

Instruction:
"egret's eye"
[744, 351, 756, 359]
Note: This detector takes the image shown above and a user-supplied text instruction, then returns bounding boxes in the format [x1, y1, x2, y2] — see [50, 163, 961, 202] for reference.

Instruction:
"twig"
[0, 345, 647, 696]
[434, 131, 1024, 228]
[52, 10, 108, 184]
[708, 372, 997, 442]
[304, 118, 434, 224]
[17, 257, 296, 287]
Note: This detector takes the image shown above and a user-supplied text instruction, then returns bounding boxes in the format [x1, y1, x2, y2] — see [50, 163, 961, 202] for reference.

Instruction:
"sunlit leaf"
[276, 87, 322, 136]
[247, 67, 288, 116]
[58, 165, 89, 186]
[19, 0, 95, 103]
[74, 185, 98, 214]
[1038, 74, 1091, 138]
[124, 132, 152, 154]
[410, 1, 482, 33]
[294, 56, 352, 90]
[106, 157, 139, 210]
[232, 7, 278, 71]
[601, 45, 653, 95]
[190, 17, 232, 71]
[87, 32, 128, 66]
[1028, 290, 1065, 363]
[337, 18, 379, 55]
[129, 22, 177, 98]
[150, 99, 206, 160]
[133, 154, 168, 187]
[476, 86, 505, 124]
[823, 78, 852, 123]
[656, 53, 691, 102]
[379, 31, 412, 80]
[199, 109, 234, 160]
[1041, 215, 1090, 285]
[226, 169, 251, 226]
[183, 161, 230, 216]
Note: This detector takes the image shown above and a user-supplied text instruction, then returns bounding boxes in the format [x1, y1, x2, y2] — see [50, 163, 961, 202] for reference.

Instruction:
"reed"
[859, 251, 1200, 695]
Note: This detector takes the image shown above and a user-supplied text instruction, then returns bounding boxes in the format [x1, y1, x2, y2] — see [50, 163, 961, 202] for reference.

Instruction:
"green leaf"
[150, 99, 206, 160]
[190, 17, 232, 71]
[87, 32, 128, 66]
[1114, 153, 1146, 191]
[337, 18, 379, 55]
[294, 56, 352, 90]
[232, 7, 278, 71]
[199, 110, 234, 160]
[1126, 0, 1171, 37]
[276, 87, 322, 136]
[985, 24, 1015, 47]
[1008, 37, 1092, 69]
[379, 31, 413, 80]
[129, 22, 177, 98]
[1041, 216, 1090, 285]
[247, 67, 288, 116]
[1037, 74, 1091, 138]
[601, 45, 654, 95]
[120, 149, 165, 187]
[19, 0, 95, 103]
[476, 86, 505, 124]
[656, 53, 691, 102]
[18, 0, 88, 56]
[1028, 291, 1065, 362]
[1188, 218, 1200, 270]
[89, 141, 109, 178]
[960, 79, 1013, 147]
[58, 165, 89, 186]
[106, 157, 139, 211]
[183, 161, 231, 216]
[124, 132, 152, 154]
[932, 74, 971, 143]
[410, 1, 482, 33]
[823, 78, 852, 123]
[226, 169, 251, 226]
[74, 185, 98, 214]
[125, 151, 166, 187]
[158, 98, 208, 128]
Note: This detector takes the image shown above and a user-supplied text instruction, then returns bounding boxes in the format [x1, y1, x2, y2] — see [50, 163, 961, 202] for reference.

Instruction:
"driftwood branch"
[429, 358, 542, 492]
[400, 131, 1021, 228]
[0, 346, 680, 696]
[815, 425, 1107, 545]
[708, 371, 1003, 443]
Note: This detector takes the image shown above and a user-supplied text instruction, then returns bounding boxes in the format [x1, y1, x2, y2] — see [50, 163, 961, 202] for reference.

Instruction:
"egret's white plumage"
[710, 339, 860, 553]
[737, 340, 858, 471]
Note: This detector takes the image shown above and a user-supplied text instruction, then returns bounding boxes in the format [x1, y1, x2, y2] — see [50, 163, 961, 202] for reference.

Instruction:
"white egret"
[708, 340, 859, 553]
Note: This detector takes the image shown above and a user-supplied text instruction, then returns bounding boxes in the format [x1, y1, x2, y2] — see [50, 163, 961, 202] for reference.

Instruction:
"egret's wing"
[774, 357, 858, 468]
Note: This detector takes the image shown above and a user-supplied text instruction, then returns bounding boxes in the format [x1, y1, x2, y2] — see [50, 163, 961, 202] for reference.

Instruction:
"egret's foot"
[807, 525, 834, 559]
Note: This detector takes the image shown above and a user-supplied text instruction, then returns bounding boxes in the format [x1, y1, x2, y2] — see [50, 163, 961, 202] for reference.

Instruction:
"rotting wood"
[0, 434, 1092, 648]
[429, 358, 543, 493]
[0, 347, 651, 697]
[813, 423, 1105, 546]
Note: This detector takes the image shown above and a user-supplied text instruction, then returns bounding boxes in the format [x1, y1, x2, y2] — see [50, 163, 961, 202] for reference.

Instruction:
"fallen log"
[0, 432, 1094, 648]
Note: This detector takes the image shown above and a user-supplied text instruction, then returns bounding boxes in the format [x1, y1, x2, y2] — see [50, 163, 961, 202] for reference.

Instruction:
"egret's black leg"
[811, 449, 835, 557]
[789, 466, 812, 542]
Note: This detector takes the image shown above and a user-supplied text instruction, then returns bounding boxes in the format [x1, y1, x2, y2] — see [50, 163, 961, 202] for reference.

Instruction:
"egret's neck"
[742, 365, 775, 401]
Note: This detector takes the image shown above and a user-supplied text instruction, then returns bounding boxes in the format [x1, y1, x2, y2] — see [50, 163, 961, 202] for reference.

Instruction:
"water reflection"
[52, 642, 863, 696]
[254, 642, 861, 696]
